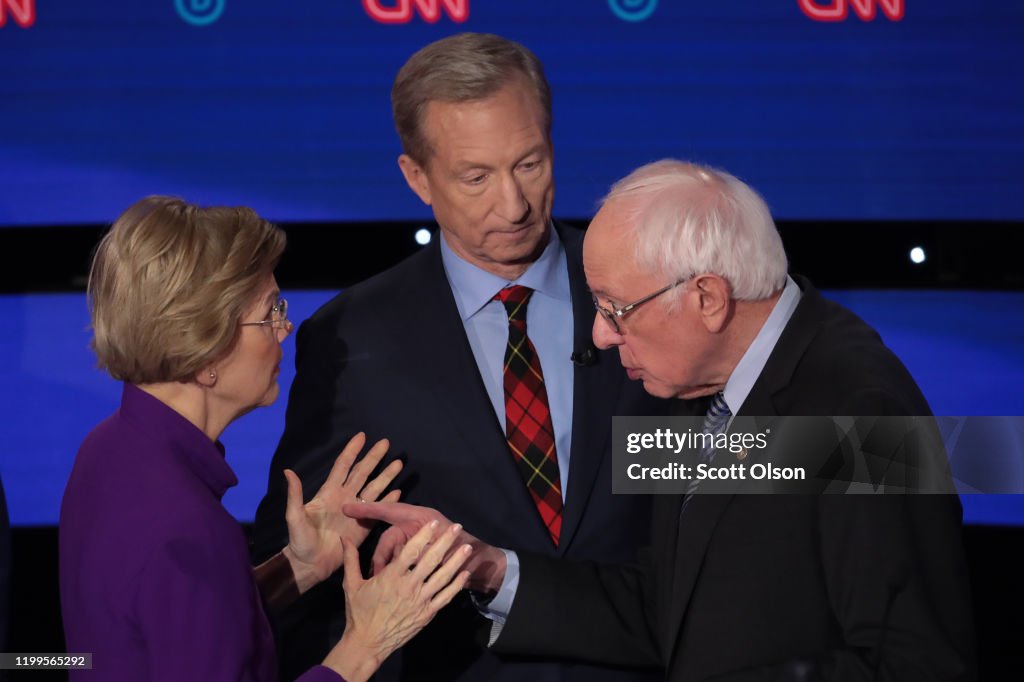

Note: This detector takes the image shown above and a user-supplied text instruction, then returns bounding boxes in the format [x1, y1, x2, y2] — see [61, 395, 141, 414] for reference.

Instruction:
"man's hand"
[283, 432, 403, 594]
[342, 501, 507, 594]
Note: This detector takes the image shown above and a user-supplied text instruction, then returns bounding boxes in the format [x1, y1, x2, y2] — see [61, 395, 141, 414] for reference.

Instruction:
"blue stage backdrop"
[2, 289, 1022, 528]
[2, 0, 1023, 225]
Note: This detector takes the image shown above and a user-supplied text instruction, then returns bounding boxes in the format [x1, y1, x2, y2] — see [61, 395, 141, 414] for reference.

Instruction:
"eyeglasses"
[592, 279, 688, 334]
[240, 298, 290, 331]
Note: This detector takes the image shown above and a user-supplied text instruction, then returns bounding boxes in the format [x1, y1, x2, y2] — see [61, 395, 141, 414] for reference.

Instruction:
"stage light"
[909, 246, 926, 264]
[415, 228, 432, 246]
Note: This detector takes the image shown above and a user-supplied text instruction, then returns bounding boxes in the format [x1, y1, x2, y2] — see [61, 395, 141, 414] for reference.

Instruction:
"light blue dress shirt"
[439, 226, 575, 497]
[440, 227, 574, 632]
[720, 275, 802, 417]
[485, 275, 803, 639]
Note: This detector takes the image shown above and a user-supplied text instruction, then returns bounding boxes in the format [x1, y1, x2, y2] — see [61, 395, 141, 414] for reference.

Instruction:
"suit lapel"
[664, 489, 737, 659]
[663, 417, 777, 658]
[663, 277, 825, 656]
[394, 244, 527, 513]
[558, 223, 624, 551]
[741, 276, 822, 415]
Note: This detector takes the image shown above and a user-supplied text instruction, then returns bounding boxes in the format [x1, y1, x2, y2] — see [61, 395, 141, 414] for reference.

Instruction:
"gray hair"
[391, 32, 552, 165]
[603, 160, 788, 302]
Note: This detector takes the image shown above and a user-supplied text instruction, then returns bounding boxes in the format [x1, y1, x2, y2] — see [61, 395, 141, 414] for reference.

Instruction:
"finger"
[373, 539, 405, 577]
[324, 432, 366, 489]
[371, 525, 406, 576]
[410, 523, 463, 583]
[430, 568, 471, 610]
[342, 500, 421, 525]
[381, 489, 402, 504]
[419, 527, 472, 589]
[390, 520, 441, 575]
[283, 469, 305, 527]
[340, 538, 364, 594]
[356, 459, 404, 503]
[343, 438, 391, 492]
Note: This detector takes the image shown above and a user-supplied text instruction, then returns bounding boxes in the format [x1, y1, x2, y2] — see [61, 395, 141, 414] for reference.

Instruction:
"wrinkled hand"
[343, 501, 507, 594]
[322, 521, 472, 681]
[283, 432, 403, 594]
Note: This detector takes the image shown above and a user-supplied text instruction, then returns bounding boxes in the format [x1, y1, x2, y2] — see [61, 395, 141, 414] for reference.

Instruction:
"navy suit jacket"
[494, 277, 975, 681]
[253, 222, 666, 681]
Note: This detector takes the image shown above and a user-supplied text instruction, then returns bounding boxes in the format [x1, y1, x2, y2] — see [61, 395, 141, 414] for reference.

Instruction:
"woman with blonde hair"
[59, 196, 470, 681]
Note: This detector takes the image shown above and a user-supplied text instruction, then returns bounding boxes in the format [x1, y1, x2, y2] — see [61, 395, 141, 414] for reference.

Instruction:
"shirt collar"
[119, 383, 238, 500]
[722, 275, 802, 414]
[440, 223, 570, 321]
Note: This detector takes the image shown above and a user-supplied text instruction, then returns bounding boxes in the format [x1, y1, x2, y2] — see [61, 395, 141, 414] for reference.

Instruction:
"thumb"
[283, 469, 304, 527]
[372, 527, 405, 577]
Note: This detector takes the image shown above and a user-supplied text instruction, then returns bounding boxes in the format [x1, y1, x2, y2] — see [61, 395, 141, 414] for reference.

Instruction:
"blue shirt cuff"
[473, 548, 520, 645]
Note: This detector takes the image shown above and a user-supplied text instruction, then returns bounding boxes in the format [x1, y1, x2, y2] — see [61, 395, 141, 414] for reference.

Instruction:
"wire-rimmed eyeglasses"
[240, 298, 290, 331]
[592, 279, 688, 334]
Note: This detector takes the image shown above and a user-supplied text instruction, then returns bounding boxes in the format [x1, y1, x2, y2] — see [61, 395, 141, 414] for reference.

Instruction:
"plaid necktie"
[680, 391, 731, 517]
[494, 285, 563, 545]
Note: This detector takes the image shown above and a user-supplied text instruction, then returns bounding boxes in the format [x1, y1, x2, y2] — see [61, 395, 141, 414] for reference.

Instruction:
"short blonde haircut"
[88, 196, 286, 384]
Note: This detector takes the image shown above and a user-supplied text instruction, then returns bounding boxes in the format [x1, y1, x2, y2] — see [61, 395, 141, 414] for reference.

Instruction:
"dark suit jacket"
[252, 222, 665, 681]
[494, 277, 975, 681]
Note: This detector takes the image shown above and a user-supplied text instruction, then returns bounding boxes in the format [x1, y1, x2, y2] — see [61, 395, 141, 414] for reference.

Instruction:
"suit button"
[736, 447, 748, 461]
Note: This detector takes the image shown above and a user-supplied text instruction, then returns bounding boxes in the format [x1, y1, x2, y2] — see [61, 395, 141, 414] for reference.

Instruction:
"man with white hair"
[349, 160, 976, 680]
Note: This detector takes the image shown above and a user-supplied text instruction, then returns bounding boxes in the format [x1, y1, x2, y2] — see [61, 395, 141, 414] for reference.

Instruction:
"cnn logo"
[0, 0, 35, 28]
[363, 0, 469, 24]
[799, 0, 904, 22]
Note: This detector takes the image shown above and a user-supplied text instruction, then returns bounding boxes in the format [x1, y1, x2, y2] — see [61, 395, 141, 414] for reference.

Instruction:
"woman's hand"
[322, 521, 472, 682]
[282, 432, 403, 594]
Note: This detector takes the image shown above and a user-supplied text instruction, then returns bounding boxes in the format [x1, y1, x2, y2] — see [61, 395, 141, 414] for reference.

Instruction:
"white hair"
[603, 160, 788, 302]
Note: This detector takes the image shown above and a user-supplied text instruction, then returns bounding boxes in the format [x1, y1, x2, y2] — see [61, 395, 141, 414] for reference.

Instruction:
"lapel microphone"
[570, 347, 597, 367]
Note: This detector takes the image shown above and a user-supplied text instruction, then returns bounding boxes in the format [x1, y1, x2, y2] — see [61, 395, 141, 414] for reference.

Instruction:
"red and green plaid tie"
[494, 285, 563, 545]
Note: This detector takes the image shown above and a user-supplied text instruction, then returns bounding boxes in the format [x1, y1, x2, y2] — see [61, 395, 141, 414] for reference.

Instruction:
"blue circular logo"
[175, 0, 226, 27]
[608, 0, 658, 23]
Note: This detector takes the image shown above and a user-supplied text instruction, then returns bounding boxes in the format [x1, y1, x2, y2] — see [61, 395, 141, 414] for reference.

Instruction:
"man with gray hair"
[253, 33, 663, 681]
[349, 160, 976, 680]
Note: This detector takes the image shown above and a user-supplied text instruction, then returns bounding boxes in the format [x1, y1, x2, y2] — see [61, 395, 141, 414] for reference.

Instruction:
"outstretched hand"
[342, 501, 507, 594]
[283, 432, 403, 594]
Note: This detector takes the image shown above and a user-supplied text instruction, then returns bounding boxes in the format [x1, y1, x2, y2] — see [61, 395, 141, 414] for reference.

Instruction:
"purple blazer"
[59, 383, 339, 681]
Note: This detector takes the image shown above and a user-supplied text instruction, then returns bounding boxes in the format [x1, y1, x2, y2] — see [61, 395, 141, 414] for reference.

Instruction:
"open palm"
[283, 432, 403, 593]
